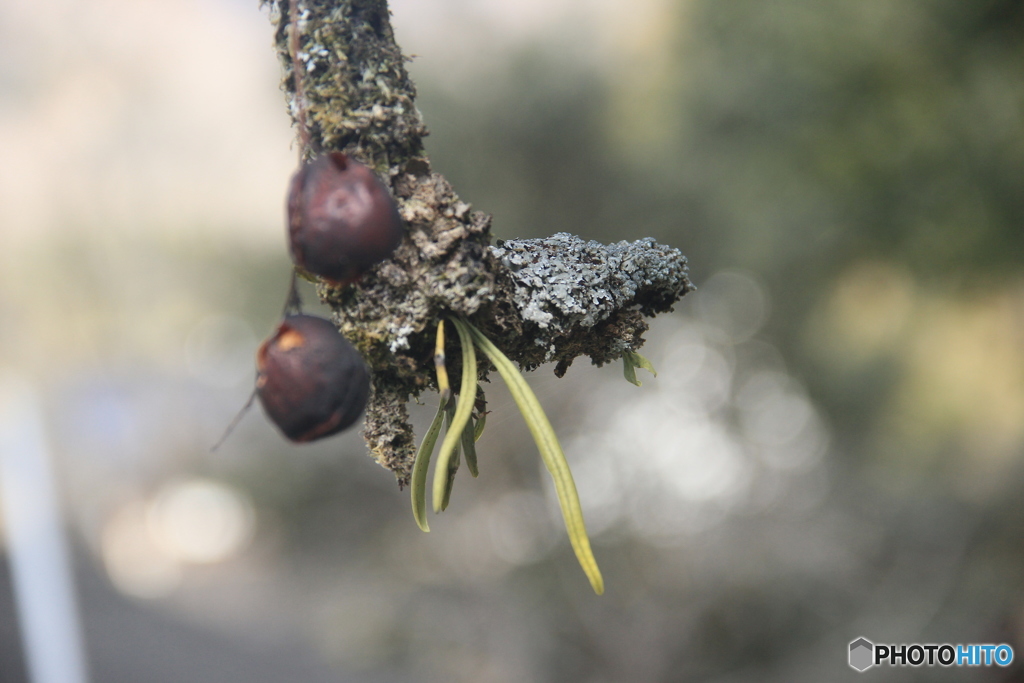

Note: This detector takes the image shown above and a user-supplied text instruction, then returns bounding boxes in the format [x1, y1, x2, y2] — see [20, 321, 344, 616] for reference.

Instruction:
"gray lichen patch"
[265, 0, 694, 486]
[493, 233, 692, 337]
[467, 235, 692, 380]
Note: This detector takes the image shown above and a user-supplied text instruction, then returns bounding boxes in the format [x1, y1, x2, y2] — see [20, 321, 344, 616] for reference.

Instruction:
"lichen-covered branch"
[266, 0, 692, 486]
[487, 234, 691, 377]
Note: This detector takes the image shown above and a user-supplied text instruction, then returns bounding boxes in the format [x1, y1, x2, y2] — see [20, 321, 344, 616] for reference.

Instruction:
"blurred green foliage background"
[2, 0, 1024, 681]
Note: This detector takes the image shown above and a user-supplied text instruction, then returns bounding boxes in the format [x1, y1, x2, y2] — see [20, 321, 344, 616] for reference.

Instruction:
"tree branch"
[266, 0, 693, 485]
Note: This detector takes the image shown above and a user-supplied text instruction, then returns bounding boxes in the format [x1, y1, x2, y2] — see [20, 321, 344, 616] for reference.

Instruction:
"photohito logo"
[848, 637, 1014, 672]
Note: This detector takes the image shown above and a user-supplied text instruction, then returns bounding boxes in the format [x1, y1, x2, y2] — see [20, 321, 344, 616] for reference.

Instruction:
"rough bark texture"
[265, 0, 693, 486]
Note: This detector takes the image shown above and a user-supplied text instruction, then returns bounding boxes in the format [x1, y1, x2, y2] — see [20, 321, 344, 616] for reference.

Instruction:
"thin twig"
[210, 389, 257, 452]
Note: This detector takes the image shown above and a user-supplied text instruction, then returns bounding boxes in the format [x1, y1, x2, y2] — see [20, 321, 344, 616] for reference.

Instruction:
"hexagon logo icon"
[849, 637, 874, 672]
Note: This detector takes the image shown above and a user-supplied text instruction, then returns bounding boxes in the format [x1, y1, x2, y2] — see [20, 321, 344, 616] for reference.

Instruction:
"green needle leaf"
[431, 317, 477, 513]
[462, 414, 479, 477]
[459, 318, 604, 595]
[439, 402, 461, 511]
[623, 350, 657, 387]
[434, 320, 451, 401]
[473, 412, 487, 442]
[411, 397, 446, 532]
[473, 386, 487, 442]
[623, 357, 638, 386]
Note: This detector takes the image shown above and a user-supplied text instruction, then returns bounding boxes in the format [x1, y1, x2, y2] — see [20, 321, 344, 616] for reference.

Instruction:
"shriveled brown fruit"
[256, 314, 370, 442]
[287, 153, 404, 285]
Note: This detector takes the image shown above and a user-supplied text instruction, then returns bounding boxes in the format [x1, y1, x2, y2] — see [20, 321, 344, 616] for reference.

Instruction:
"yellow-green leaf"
[431, 318, 477, 513]
[459, 319, 604, 595]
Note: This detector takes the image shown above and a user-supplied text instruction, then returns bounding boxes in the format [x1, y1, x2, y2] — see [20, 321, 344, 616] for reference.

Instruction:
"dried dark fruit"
[287, 152, 404, 285]
[256, 314, 370, 442]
